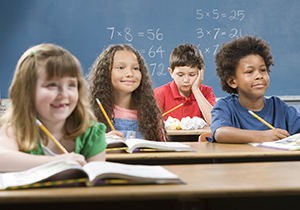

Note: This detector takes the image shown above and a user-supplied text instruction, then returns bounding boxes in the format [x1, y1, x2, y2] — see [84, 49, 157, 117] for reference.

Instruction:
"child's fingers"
[70, 153, 87, 166]
[106, 130, 125, 139]
[198, 69, 204, 82]
[271, 129, 290, 141]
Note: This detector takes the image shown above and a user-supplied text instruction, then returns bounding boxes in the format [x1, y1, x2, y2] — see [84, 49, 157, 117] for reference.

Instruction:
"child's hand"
[53, 153, 87, 166]
[192, 69, 204, 92]
[259, 129, 290, 143]
[106, 130, 125, 139]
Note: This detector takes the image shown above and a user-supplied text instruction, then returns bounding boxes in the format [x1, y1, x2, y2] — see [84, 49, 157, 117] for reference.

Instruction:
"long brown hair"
[88, 44, 168, 141]
[0, 43, 97, 151]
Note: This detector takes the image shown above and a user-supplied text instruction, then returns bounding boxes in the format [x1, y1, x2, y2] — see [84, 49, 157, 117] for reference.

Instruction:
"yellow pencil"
[162, 103, 184, 116]
[248, 110, 275, 130]
[106, 147, 128, 151]
[140, 149, 157, 151]
[96, 98, 115, 131]
[134, 148, 157, 152]
[35, 119, 69, 154]
[105, 179, 129, 184]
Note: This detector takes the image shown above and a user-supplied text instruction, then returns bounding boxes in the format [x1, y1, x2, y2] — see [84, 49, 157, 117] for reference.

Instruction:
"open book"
[106, 135, 195, 153]
[0, 159, 182, 190]
[251, 133, 300, 151]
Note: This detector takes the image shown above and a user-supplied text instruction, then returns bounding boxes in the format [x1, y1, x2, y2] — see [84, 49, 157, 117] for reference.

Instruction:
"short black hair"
[215, 35, 274, 94]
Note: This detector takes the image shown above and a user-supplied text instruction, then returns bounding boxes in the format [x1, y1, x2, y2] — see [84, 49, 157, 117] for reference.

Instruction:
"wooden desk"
[2, 161, 300, 210]
[106, 142, 300, 164]
[167, 126, 210, 141]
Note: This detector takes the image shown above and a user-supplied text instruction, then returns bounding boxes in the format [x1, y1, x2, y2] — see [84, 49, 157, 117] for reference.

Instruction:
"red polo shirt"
[154, 80, 216, 121]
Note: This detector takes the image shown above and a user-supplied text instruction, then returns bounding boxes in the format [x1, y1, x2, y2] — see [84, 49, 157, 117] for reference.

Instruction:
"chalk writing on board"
[106, 27, 166, 77]
[196, 28, 243, 40]
[195, 9, 246, 55]
[196, 9, 245, 21]
[106, 9, 246, 77]
[107, 27, 163, 42]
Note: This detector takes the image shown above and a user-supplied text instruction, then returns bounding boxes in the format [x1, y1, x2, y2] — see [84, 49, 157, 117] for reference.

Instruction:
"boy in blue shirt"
[210, 35, 300, 143]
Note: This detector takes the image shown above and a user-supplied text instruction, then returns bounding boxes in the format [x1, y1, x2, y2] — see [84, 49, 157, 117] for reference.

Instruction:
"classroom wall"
[1, 0, 300, 99]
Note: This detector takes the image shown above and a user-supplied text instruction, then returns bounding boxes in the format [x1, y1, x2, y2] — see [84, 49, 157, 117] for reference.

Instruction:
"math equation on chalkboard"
[106, 26, 167, 77]
[195, 9, 245, 56]
[106, 8, 246, 78]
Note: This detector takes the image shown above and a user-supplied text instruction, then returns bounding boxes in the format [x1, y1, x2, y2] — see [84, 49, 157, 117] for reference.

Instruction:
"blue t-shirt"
[210, 95, 300, 142]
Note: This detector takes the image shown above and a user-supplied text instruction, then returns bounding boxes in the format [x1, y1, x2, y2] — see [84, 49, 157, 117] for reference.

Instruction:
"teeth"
[53, 104, 66, 108]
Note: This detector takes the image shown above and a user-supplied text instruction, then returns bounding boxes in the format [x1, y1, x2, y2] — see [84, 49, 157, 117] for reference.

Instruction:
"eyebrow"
[244, 64, 266, 69]
[113, 61, 139, 66]
[176, 71, 197, 74]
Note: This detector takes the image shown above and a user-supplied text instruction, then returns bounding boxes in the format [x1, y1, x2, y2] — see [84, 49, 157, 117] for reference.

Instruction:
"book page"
[262, 133, 300, 150]
[124, 139, 194, 153]
[0, 159, 82, 189]
[251, 133, 300, 151]
[83, 161, 180, 185]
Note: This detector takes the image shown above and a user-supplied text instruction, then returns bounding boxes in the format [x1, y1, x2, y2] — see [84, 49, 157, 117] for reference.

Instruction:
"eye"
[260, 68, 267, 72]
[246, 70, 253, 74]
[190, 74, 196, 77]
[47, 82, 57, 87]
[69, 82, 77, 87]
[177, 74, 183, 77]
[116, 66, 124, 70]
[133, 67, 139, 71]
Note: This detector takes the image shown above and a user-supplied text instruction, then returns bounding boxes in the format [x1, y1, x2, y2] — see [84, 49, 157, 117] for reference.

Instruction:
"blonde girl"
[0, 43, 106, 172]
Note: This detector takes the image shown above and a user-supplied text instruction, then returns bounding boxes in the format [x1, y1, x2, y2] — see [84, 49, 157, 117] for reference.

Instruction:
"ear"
[226, 76, 237, 89]
[168, 68, 174, 78]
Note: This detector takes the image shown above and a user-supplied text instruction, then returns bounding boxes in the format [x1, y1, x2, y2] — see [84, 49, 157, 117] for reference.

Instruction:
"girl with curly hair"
[210, 35, 300, 143]
[88, 44, 168, 141]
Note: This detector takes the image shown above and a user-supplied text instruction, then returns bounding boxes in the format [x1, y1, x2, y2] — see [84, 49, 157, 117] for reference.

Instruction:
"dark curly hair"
[169, 43, 205, 71]
[215, 35, 274, 94]
[88, 44, 169, 141]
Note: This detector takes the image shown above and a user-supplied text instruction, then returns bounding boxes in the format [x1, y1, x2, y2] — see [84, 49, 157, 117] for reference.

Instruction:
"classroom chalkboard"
[1, 0, 300, 99]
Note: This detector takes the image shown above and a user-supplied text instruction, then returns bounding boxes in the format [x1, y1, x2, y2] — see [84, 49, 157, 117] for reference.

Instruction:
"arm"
[192, 69, 213, 125]
[214, 126, 290, 143]
[87, 150, 106, 162]
[0, 125, 86, 172]
[106, 130, 124, 139]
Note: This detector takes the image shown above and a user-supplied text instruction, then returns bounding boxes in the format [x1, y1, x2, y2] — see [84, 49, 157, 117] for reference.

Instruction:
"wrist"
[192, 87, 200, 93]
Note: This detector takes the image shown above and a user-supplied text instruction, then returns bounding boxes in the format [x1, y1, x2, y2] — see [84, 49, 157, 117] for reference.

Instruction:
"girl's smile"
[35, 68, 78, 125]
[111, 50, 142, 95]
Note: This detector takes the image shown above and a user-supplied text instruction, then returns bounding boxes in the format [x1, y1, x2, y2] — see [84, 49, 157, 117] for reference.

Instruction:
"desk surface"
[106, 142, 300, 164]
[2, 161, 300, 204]
[166, 126, 210, 135]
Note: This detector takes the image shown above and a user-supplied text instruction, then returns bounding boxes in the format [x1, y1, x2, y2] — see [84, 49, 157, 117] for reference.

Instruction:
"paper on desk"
[165, 116, 206, 130]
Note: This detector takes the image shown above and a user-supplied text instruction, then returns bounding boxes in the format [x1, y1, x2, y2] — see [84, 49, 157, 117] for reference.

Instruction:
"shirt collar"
[170, 80, 196, 101]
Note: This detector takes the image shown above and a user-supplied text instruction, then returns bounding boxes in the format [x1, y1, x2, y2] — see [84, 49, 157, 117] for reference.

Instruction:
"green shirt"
[27, 123, 107, 159]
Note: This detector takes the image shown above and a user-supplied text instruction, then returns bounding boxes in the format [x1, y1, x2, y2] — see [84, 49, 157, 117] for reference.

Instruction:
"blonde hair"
[0, 43, 96, 151]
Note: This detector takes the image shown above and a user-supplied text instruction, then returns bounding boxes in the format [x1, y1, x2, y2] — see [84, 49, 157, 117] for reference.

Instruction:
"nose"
[183, 75, 189, 83]
[58, 85, 67, 98]
[255, 70, 263, 79]
[125, 68, 134, 77]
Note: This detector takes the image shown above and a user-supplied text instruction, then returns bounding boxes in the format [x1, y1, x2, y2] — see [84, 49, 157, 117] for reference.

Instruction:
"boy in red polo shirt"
[154, 43, 215, 125]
